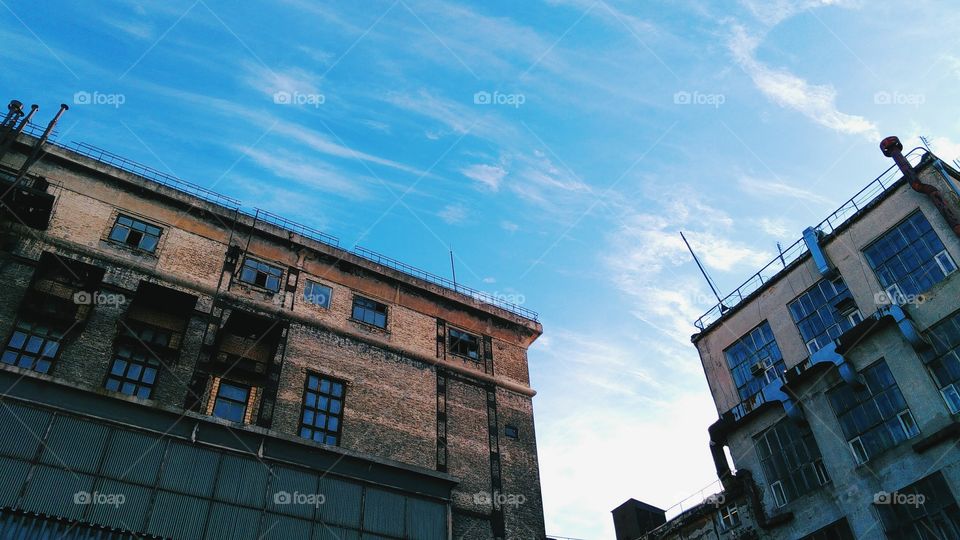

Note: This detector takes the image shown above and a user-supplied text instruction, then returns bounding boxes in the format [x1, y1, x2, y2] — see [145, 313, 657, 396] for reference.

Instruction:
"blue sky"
[3, 0, 960, 537]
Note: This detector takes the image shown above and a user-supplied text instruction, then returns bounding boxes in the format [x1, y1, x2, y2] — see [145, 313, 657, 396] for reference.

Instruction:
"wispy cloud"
[461, 163, 507, 191]
[240, 146, 369, 199]
[738, 0, 862, 26]
[738, 175, 835, 205]
[438, 203, 468, 224]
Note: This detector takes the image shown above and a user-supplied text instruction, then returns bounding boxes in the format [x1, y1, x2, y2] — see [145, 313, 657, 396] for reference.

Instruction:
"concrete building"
[615, 137, 960, 540]
[0, 99, 546, 539]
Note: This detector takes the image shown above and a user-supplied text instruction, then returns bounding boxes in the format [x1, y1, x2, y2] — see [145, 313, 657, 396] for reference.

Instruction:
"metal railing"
[239, 208, 339, 248]
[353, 246, 539, 321]
[693, 148, 926, 331]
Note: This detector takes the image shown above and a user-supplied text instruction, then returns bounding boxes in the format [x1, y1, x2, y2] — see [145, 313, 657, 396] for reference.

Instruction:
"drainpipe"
[881, 136, 960, 238]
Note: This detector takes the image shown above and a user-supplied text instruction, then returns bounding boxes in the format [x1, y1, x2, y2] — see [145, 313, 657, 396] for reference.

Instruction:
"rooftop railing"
[693, 148, 925, 331]
[17, 133, 537, 322]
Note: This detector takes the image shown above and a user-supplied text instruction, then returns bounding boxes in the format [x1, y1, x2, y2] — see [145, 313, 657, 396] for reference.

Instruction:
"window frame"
[1, 319, 63, 374]
[299, 372, 345, 446]
[787, 276, 859, 356]
[863, 210, 957, 300]
[724, 321, 786, 403]
[107, 214, 163, 254]
[716, 503, 741, 531]
[754, 417, 831, 507]
[212, 380, 250, 423]
[237, 257, 283, 293]
[448, 327, 481, 360]
[302, 279, 333, 309]
[350, 295, 388, 329]
[104, 342, 161, 399]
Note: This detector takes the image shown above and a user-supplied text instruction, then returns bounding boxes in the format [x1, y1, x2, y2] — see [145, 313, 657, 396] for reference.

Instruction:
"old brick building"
[0, 99, 545, 539]
[615, 138, 960, 539]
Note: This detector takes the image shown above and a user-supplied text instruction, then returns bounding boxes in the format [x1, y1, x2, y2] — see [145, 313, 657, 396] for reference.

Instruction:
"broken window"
[923, 311, 960, 413]
[864, 211, 957, 303]
[875, 471, 960, 539]
[828, 360, 919, 464]
[2, 320, 62, 374]
[108, 214, 162, 253]
[213, 381, 250, 423]
[238, 257, 282, 292]
[724, 321, 786, 403]
[303, 280, 332, 308]
[716, 504, 740, 531]
[788, 276, 861, 355]
[351, 295, 387, 328]
[448, 328, 480, 360]
[300, 373, 344, 446]
[755, 417, 830, 507]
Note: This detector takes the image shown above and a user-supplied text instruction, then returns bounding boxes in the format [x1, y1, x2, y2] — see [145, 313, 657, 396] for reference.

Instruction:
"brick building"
[615, 137, 960, 539]
[0, 99, 546, 539]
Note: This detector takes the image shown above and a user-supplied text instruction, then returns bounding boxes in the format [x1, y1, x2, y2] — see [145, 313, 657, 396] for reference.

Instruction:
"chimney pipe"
[0, 104, 38, 162]
[13, 104, 68, 184]
[880, 135, 960, 238]
[1, 100, 23, 129]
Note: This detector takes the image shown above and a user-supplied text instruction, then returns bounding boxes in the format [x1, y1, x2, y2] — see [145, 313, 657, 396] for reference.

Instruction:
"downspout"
[881, 136, 960, 238]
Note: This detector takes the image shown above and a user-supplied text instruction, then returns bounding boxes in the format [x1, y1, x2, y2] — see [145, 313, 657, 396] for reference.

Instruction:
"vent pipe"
[881, 135, 960, 238]
[13, 103, 67, 185]
[0, 104, 38, 161]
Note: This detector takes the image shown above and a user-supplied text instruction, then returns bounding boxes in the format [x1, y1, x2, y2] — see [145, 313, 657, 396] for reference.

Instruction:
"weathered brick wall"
[447, 379, 494, 514]
[497, 388, 546, 539]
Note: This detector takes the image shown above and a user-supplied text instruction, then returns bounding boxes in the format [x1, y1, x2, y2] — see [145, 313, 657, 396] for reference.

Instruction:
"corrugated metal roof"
[146, 491, 209, 539]
[260, 513, 312, 539]
[157, 443, 219, 497]
[204, 502, 262, 540]
[40, 415, 109, 474]
[406, 497, 446, 540]
[100, 429, 165, 486]
[0, 456, 30, 507]
[317, 476, 362, 528]
[0, 402, 51, 460]
[267, 466, 319, 520]
[86, 479, 151, 532]
[21, 465, 94, 521]
[362, 489, 405, 537]
[213, 454, 269, 508]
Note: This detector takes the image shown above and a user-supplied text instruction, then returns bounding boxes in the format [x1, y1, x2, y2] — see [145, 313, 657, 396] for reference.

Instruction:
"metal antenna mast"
[681, 231, 725, 307]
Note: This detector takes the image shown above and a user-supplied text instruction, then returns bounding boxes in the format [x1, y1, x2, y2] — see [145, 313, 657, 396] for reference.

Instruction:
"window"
[351, 296, 387, 328]
[864, 211, 957, 301]
[724, 321, 786, 402]
[105, 344, 159, 399]
[716, 504, 740, 531]
[800, 518, 855, 540]
[299, 374, 344, 446]
[788, 277, 861, 355]
[875, 471, 960, 539]
[212, 381, 249, 423]
[448, 328, 480, 360]
[504, 425, 519, 439]
[1, 320, 62, 373]
[828, 360, 918, 464]
[755, 418, 830, 507]
[108, 215, 162, 253]
[924, 311, 960, 414]
[303, 280, 332, 308]
[238, 258, 282, 292]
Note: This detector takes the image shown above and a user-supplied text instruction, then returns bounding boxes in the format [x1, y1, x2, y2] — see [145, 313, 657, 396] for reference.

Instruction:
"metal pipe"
[0, 100, 23, 128]
[0, 104, 38, 161]
[881, 135, 960, 238]
[14, 103, 68, 184]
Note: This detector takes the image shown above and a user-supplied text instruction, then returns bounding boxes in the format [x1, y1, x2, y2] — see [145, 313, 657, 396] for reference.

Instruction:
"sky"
[3, 0, 960, 538]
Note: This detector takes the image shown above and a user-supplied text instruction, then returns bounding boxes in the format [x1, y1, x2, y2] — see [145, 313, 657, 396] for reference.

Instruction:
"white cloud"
[738, 0, 861, 25]
[501, 220, 520, 232]
[438, 203, 468, 224]
[240, 147, 367, 199]
[461, 163, 507, 191]
[755, 217, 795, 238]
[728, 24, 879, 139]
[737, 175, 835, 205]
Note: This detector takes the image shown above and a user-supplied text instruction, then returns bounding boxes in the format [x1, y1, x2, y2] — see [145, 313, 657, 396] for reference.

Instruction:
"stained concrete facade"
[0, 111, 545, 539]
[618, 147, 960, 540]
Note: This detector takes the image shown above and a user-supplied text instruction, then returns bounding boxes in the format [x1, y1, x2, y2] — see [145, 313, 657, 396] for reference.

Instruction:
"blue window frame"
[109, 214, 162, 253]
[755, 418, 830, 507]
[725, 321, 785, 402]
[864, 211, 957, 301]
[1, 320, 62, 374]
[238, 257, 282, 292]
[300, 374, 344, 446]
[351, 296, 387, 328]
[212, 381, 249, 423]
[828, 360, 919, 464]
[924, 310, 960, 413]
[788, 276, 862, 355]
[303, 280, 332, 308]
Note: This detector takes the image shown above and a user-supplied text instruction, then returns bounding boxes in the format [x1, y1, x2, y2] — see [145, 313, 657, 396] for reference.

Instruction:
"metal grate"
[693, 148, 926, 331]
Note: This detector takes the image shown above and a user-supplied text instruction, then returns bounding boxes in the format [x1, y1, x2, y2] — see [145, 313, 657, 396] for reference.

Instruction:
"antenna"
[449, 250, 458, 291]
[681, 231, 726, 308]
[920, 135, 932, 151]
